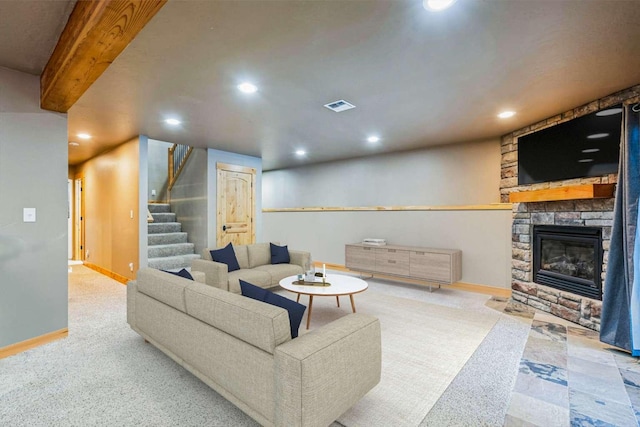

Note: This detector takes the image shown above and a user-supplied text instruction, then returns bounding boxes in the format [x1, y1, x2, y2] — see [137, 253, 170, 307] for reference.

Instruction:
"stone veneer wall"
[500, 84, 640, 331]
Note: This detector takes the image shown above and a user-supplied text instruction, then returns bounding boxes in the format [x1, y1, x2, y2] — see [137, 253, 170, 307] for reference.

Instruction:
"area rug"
[290, 289, 501, 427]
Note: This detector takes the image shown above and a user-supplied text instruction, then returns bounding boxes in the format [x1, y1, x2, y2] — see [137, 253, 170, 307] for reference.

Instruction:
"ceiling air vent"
[324, 99, 356, 112]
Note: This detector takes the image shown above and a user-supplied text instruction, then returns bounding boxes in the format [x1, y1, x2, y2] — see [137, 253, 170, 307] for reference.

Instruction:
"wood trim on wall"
[84, 262, 130, 284]
[264, 204, 511, 213]
[314, 262, 512, 298]
[0, 328, 68, 359]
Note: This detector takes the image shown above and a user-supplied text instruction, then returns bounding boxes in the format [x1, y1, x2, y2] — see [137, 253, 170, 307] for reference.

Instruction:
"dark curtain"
[600, 104, 640, 355]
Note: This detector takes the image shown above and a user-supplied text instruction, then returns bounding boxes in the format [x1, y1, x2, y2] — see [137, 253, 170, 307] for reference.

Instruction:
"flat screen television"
[517, 105, 622, 185]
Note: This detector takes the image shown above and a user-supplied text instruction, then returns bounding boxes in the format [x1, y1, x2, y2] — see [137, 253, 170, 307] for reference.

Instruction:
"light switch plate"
[23, 208, 36, 222]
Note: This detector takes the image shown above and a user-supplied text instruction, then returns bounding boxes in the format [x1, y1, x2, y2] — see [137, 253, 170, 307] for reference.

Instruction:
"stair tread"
[148, 254, 200, 260]
[148, 222, 182, 233]
[148, 243, 194, 249]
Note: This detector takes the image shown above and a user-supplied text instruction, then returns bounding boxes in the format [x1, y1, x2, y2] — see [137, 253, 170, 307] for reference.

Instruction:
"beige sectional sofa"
[191, 243, 310, 293]
[127, 268, 381, 427]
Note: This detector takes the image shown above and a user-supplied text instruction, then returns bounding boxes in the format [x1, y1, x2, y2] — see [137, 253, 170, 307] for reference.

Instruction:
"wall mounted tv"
[518, 105, 622, 185]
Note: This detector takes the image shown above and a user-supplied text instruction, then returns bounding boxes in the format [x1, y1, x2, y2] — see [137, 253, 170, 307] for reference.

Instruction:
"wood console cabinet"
[345, 243, 462, 286]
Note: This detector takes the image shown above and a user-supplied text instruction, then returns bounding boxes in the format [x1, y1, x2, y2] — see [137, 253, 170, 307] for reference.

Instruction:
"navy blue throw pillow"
[239, 280, 306, 338]
[270, 243, 290, 264]
[162, 268, 194, 281]
[210, 243, 240, 272]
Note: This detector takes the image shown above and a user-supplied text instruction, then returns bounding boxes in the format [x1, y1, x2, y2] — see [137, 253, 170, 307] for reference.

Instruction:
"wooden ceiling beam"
[40, 0, 166, 113]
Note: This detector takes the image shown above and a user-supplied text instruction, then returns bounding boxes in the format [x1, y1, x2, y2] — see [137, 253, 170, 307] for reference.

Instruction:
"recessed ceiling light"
[165, 118, 181, 125]
[497, 111, 516, 119]
[295, 150, 306, 156]
[77, 133, 91, 140]
[587, 133, 609, 139]
[238, 82, 258, 94]
[582, 148, 600, 153]
[578, 158, 594, 163]
[69, 142, 80, 147]
[367, 136, 380, 143]
[596, 108, 623, 116]
[423, 0, 457, 11]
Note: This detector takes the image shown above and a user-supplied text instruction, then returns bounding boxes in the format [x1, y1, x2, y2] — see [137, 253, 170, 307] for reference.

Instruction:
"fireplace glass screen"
[540, 239, 595, 281]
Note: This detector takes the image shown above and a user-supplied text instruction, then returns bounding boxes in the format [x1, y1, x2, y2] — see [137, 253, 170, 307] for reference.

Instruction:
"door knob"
[222, 225, 227, 231]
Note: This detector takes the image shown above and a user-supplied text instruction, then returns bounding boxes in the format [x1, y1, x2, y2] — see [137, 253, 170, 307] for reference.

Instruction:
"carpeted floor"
[3, 266, 636, 426]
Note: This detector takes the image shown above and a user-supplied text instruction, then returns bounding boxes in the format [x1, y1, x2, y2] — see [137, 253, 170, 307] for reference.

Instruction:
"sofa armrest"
[274, 313, 381, 427]
[288, 250, 310, 271]
[190, 259, 229, 291]
[191, 270, 206, 283]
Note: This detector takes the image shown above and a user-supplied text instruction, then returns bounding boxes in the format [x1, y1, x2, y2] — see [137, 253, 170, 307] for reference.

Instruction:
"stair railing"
[167, 143, 193, 197]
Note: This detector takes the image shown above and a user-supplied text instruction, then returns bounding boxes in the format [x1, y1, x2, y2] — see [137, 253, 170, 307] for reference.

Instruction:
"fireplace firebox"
[533, 225, 603, 300]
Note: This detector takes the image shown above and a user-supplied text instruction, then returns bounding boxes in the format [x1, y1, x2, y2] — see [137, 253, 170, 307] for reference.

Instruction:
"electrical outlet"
[129, 262, 134, 272]
[86, 249, 90, 259]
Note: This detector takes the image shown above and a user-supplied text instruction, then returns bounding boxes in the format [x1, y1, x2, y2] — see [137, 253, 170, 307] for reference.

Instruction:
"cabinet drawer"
[345, 245, 376, 271]
[375, 249, 409, 276]
[410, 251, 451, 283]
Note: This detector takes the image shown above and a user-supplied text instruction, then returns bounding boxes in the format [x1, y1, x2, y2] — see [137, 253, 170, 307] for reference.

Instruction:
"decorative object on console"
[362, 238, 386, 246]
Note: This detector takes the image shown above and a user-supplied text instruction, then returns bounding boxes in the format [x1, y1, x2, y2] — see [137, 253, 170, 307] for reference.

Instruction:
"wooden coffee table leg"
[306, 295, 314, 329]
[350, 294, 356, 313]
[336, 296, 340, 307]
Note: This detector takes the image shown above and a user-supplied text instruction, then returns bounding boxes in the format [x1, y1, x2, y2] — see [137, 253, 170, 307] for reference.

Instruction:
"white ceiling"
[2, 1, 640, 170]
[0, 0, 74, 75]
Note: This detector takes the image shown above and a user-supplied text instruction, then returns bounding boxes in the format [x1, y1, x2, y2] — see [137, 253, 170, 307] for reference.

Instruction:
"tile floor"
[504, 315, 640, 426]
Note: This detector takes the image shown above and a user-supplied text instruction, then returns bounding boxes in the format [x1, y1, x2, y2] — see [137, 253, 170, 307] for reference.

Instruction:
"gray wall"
[0, 67, 68, 347]
[262, 139, 513, 288]
[147, 139, 172, 202]
[264, 139, 500, 207]
[208, 149, 263, 247]
[264, 210, 511, 287]
[171, 148, 208, 255]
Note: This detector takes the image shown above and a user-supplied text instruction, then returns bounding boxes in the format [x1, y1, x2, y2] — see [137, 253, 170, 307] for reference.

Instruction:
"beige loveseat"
[127, 268, 381, 427]
[191, 243, 310, 293]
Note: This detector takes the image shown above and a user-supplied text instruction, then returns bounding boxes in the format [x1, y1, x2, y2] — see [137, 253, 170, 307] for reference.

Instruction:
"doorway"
[74, 177, 85, 261]
[216, 162, 256, 247]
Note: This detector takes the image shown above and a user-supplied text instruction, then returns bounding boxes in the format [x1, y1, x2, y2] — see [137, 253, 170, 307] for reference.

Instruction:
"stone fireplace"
[500, 85, 640, 330]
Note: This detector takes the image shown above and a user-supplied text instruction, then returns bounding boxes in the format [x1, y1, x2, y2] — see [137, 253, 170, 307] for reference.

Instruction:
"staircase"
[147, 203, 200, 270]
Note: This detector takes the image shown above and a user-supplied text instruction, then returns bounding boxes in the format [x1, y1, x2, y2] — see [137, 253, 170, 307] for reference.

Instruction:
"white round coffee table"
[279, 274, 368, 330]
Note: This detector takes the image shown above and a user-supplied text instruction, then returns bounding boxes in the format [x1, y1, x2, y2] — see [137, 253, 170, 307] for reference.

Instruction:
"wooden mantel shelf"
[509, 184, 615, 203]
